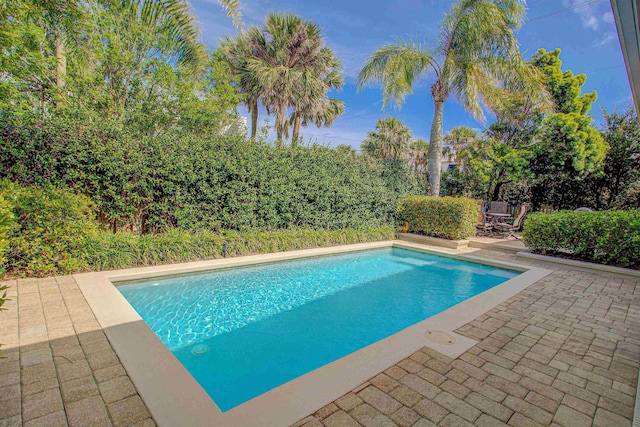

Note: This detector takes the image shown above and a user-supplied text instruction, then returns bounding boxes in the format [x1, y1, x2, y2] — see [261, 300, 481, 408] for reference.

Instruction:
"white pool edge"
[74, 240, 552, 427]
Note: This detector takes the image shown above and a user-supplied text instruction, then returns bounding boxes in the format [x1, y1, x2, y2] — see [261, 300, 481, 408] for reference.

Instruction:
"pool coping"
[74, 240, 552, 427]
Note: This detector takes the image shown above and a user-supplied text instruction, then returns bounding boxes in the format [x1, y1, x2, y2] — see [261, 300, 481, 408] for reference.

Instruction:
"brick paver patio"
[0, 276, 154, 426]
[295, 251, 640, 427]
[0, 248, 637, 426]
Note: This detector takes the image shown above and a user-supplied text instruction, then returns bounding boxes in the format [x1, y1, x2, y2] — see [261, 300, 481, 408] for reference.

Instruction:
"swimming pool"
[117, 247, 519, 411]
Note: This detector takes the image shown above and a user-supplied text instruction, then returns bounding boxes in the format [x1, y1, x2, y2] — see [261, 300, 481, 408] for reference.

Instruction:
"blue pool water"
[117, 247, 518, 411]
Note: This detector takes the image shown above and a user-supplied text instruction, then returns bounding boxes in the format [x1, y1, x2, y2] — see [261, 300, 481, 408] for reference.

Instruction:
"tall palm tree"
[361, 117, 412, 161]
[220, 32, 263, 139]
[289, 98, 345, 146]
[409, 138, 429, 172]
[222, 13, 343, 145]
[246, 13, 321, 145]
[444, 126, 478, 148]
[358, 0, 547, 196]
[289, 47, 344, 145]
[245, 13, 342, 147]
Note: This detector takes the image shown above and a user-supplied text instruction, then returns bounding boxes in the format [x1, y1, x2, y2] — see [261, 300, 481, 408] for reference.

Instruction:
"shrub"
[0, 182, 395, 277]
[397, 196, 479, 240]
[0, 192, 14, 270]
[0, 118, 416, 232]
[82, 227, 395, 271]
[2, 183, 97, 276]
[522, 210, 640, 268]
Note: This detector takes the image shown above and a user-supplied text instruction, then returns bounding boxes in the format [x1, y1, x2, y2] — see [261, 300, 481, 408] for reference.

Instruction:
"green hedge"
[397, 196, 479, 240]
[0, 117, 422, 232]
[1, 183, 97, 276]
[0, 182, 396, 277]
[522, 210, 640, 268]
[83, 227, 395, 271]
[0, 193, 13, 270]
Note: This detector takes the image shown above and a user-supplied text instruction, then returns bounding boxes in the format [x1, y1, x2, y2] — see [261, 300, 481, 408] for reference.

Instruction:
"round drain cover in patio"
[425, 330, 455, 345]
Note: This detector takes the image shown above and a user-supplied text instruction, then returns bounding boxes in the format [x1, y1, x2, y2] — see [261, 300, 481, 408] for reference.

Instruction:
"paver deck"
[0, 276, 154, 426]
[0, 247, 638, 426]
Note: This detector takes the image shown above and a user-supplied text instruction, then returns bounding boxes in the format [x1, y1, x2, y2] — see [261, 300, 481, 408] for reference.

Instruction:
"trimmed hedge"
[82, 227, 395, 271]
[0, 182, 395, 277]
[0, 118, 418, 232]
[398, 196, 479, 240]
[522, 210, 640, 268]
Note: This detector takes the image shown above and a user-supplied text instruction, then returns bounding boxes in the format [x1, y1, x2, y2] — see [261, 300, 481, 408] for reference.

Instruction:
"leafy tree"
[589, 107, 640, 209]
[0, 0, 78, 119]
[361, 117, 412, 161]
[1, 0, 244, 134]
[171, 50, 244, 134]
[530, 48, 596, 116]
[441, 49, 616, 209]
[357, 0, 547, 196]
[1, 0, 209, 120]
[528, 49, 607, 209]
[441, 137, 529, 201]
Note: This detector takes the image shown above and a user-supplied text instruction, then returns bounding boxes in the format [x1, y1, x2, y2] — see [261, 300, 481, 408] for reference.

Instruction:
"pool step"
[467, 239, 525, 253]
[397, 233, 470, 250]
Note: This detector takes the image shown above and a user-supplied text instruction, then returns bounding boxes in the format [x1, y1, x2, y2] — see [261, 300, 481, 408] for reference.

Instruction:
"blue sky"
[191, 0, 633, 149]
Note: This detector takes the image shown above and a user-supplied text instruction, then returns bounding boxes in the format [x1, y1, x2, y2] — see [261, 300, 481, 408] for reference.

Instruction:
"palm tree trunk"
[41, 84, 46, 123]
[291, 112, 302, 147]
[427, 99, 444, 196]
[55, 35, 66, 108]
[249, 99, 258, 140]
[55, 38, 66, 87]
[275, 105, 285, 148]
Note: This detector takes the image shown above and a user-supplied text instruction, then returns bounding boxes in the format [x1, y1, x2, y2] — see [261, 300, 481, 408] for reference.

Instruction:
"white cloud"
[595, 31, 617, 47]
[561, 0, 601, 31]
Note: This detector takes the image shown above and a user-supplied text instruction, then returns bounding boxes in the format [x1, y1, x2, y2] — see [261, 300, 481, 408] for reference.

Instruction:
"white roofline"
[611, 0, 640, 114]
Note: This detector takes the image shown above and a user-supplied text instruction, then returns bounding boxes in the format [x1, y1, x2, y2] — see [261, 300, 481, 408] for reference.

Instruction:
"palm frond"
[361, 117, 412, 160]
[357, 38, 437, 109]
[134, 0, 206, 65]
[439, 0, 541, 122]
[217, 0, 243, 30]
